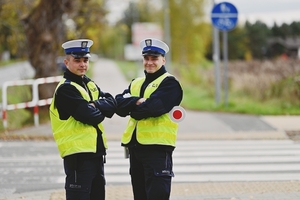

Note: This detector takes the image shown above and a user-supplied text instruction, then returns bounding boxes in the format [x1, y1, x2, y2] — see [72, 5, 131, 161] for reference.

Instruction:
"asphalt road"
[0, 141, 64, 196]
[1, 139, 300, 198]
[1, 59, 300, 199]
[0, 61, 35, 86]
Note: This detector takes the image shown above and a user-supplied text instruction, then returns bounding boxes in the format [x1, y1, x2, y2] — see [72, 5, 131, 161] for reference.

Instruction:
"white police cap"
[140, 38, 169, 56]
[62, 39, 93, 58]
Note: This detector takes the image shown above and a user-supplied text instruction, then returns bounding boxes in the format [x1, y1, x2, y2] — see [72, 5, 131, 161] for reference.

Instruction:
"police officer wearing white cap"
[49, 39, 116, 200]
[115, 38, 183, 200]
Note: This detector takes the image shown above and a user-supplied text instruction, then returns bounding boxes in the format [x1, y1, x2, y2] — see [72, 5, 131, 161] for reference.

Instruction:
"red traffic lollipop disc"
[169, 106, 186, 123]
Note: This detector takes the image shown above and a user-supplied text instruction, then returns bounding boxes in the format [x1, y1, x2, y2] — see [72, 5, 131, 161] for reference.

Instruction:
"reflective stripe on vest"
[121, 73, 178, 147]
[50, 78, 107, 158]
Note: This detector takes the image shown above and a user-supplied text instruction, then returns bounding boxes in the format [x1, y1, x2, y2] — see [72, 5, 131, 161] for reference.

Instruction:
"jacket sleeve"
[115, 86, 140, 117]
[93, 92, 117, 118]
[130, 77, 183, 120]
[55, 84, 106, 126]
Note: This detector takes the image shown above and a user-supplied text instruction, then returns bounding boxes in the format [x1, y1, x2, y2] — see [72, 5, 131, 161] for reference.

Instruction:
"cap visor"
[142, 51, 163, 56]
[71, 53, 91, 58]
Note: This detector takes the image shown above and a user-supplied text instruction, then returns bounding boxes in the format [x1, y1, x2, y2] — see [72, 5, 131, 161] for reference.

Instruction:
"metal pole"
[212, 0, 221, 105]
[164, 0, 172, 71]
[222, 31, 228, 107]
[213, 27, 221, 105]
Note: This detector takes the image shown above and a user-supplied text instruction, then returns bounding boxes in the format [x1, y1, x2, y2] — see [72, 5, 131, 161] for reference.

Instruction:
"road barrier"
[1, 76, 62, 130]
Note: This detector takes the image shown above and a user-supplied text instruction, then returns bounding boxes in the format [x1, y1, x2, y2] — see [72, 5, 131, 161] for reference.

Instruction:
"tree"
[115, 0, 210, 64]
[280, 23, 292, 38]
[22, 0, 76, 102]
[65, 0, 108, 53]
[227, 26, 249, 60]
[271, 23, 286, 38]
[245, 20, 271, 59]
[22, 0, 107, 100]
[0, 0, 35, 59]
[117, 0, 161, 44]
[290, 21, 300, 36]
[169, 0, 209, 64]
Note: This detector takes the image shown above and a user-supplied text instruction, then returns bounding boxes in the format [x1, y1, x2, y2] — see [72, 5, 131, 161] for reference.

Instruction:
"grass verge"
[115, 60, 300, 115]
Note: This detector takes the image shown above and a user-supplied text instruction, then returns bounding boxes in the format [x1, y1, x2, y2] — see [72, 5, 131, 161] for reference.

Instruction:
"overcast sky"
[213, 0, 300, 26]
[106, 0, 300, 27]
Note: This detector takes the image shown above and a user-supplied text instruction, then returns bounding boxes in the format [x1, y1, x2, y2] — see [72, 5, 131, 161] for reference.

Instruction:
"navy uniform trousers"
[128, 147, 174, 200]
[64, 155, 105, 200]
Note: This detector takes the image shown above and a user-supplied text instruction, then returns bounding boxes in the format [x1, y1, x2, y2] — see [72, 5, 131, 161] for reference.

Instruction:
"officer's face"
[143, 55, 165, 74]
[64, 55, 89, 77]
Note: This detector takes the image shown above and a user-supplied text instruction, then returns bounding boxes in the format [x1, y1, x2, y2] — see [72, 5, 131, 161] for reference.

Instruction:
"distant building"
[267, 37, 300, 59]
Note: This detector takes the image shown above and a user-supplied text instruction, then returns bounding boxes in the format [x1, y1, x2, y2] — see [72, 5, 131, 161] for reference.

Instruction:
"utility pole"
[164, 0, 172, 71]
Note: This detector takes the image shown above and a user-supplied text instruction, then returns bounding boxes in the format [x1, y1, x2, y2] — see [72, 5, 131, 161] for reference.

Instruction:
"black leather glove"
[100, 91, 114, 98]
[102, 92, 117, 108]
[93, 92, 117, 118]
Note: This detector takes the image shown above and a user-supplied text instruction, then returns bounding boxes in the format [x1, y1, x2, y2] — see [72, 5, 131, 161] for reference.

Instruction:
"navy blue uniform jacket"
[115, 66, 183, 151]
[53, 69, 107, 158]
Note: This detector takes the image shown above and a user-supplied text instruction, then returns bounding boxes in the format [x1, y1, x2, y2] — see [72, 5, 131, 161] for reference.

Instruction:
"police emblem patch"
[145, 39, 152, 47]
[81, 41, 88, 48]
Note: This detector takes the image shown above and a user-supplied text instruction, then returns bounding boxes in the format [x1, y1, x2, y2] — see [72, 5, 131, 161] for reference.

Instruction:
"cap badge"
[145, 39, 152, 47]
[81, 41, 88, 48]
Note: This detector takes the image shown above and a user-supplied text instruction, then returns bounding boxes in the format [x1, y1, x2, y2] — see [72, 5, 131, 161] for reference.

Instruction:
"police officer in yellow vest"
[49, 39, 116, 200]
[115, 38, 183, 200]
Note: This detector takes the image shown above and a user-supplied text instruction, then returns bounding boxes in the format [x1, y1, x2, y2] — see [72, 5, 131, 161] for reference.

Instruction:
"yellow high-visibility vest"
[50, 78, 107, 158]
[122, 73, 178, 147]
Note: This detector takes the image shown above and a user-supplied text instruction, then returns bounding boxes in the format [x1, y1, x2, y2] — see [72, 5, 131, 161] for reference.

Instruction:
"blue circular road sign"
[211, 2, 238, 31]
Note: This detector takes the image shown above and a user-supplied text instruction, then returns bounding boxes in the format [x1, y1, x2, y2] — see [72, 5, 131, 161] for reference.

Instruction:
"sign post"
[211, 2, 238, 107]
[212, 0, 221, 106]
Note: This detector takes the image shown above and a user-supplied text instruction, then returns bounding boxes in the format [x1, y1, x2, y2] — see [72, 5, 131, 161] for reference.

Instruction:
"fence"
[1, 76, 62, 130]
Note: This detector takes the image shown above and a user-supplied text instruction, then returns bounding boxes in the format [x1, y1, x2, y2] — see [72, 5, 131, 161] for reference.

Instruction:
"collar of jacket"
[63, 68, 91, 86]
[144, 65, 167, 83]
